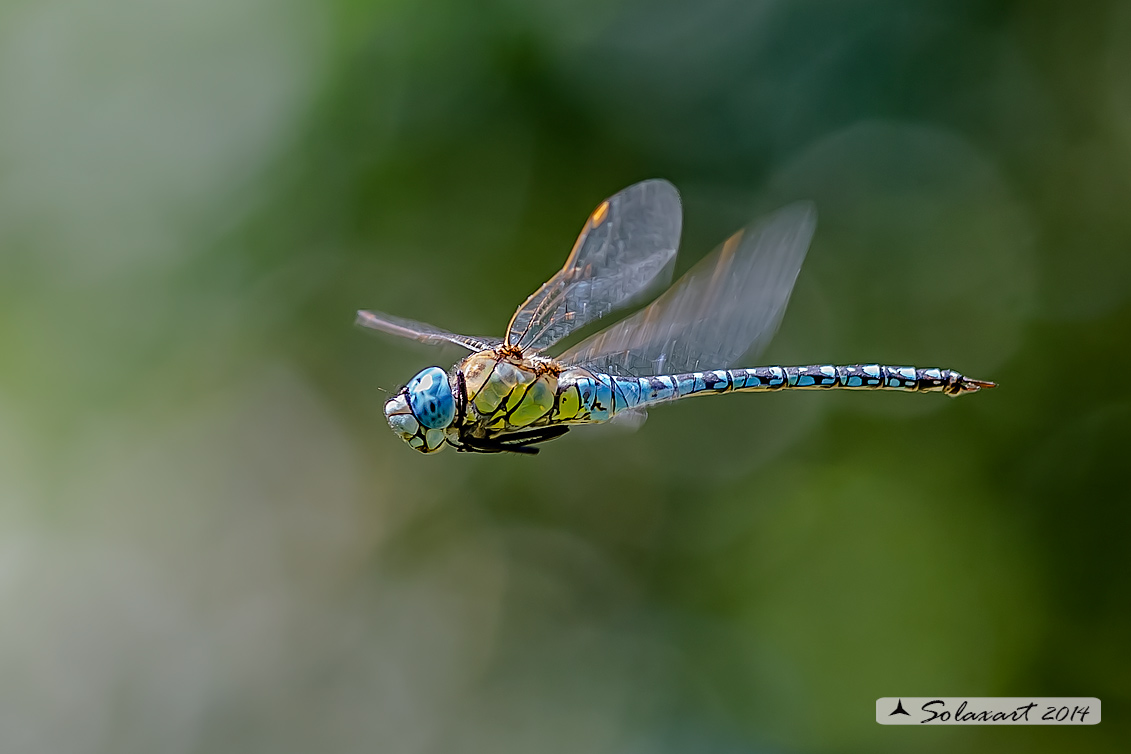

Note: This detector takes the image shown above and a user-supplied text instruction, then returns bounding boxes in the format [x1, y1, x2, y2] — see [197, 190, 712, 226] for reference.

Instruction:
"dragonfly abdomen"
[561, 365, 995, 420]
[725, 365, 995, 396]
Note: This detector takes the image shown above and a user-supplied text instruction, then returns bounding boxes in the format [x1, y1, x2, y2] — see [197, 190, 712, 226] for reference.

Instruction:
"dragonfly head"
[384, 366, 456, 453]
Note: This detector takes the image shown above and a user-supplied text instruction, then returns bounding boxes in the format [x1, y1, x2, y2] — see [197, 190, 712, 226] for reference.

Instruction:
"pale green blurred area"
[1, 0, 1128, 752]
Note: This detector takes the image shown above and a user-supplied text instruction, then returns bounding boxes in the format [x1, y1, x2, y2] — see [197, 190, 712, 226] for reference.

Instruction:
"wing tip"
[624, 178, 682, 208]
[758, 200, 817, 248]
[635, 177, 678, 191]
[780, 199, 818, 228]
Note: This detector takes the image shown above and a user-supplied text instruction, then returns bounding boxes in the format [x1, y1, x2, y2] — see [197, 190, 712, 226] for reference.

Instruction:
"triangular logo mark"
[890, 699, 910, 716]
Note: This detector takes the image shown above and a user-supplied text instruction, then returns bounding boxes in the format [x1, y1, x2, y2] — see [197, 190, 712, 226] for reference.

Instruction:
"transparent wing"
[556, 202, 816, 376]
[506, 179, 682, 354]
[574, 407, 649, 438]
[609, 408, 649, 431]
[356, 310, 502, 352]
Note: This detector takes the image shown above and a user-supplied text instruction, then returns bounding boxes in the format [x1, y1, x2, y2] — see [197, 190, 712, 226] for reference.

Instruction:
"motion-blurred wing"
[356, 310, 502, 352]
[506, 179, 682, 354]
[556, 202, 816, 376]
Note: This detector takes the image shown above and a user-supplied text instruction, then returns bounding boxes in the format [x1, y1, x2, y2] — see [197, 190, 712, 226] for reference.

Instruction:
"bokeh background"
[1, 0, 1128, 752]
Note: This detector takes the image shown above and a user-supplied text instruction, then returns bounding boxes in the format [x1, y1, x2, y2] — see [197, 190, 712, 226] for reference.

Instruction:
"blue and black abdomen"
[552, 364, 994, 423]
[720, 364, 987, 395]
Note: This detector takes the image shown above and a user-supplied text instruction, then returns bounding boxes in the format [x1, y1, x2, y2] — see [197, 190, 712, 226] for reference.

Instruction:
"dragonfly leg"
[458, 426, 570, 455]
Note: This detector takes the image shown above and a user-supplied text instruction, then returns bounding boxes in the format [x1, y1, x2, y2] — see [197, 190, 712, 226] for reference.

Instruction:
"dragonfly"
[359, 179, 994, 455]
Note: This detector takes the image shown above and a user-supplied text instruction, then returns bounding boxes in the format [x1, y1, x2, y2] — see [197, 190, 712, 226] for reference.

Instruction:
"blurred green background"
[1, 0, 1128, 751]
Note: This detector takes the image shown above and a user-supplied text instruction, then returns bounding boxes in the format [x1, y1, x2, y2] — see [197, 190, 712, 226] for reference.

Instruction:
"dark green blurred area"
[1, 0, 1128, 752]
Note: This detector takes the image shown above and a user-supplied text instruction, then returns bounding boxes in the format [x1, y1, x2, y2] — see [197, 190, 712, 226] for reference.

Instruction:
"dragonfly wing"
[556, 202, 816, 376]
[506, 179, 682, 354]
[356, 310, 502, 352]
[608, 408, 649, 431]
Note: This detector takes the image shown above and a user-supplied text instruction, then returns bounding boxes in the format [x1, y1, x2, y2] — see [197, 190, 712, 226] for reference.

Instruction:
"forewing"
[556, 202, 816, 376]
[356, 310, 501, 352]
[506, 179, 682, 354]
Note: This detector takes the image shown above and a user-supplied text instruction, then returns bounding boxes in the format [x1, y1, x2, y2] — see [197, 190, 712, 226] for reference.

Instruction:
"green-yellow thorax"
[461, 350, 560, 432]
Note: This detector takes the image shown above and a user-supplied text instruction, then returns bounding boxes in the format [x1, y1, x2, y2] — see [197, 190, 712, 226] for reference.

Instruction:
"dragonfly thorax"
[460, 349, 561, 430]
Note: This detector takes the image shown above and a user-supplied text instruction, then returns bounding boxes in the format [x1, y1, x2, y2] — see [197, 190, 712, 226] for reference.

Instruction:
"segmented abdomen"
[551, 364, 991, 423]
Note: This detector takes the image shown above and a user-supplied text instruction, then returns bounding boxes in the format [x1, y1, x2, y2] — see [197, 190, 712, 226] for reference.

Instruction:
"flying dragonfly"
[358, 179, 994, 455]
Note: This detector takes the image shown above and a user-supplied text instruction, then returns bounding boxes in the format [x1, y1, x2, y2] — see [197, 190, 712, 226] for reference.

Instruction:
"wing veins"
[356, 310, 500, 352]
[505, 179, 682, 354]
[556, 202, 817, 377]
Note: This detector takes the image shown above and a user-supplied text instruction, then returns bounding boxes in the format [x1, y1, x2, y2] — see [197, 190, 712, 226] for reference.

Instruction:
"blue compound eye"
[406, 366, 456, 429]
